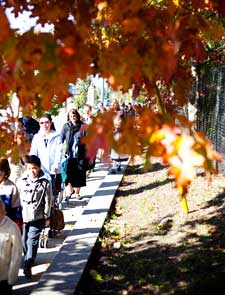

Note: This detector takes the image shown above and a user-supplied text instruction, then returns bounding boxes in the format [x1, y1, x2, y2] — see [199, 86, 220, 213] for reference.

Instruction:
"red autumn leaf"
[0, 0, 224, 209]
[194, 40, 206, 63]
[0, 7, 12, 42]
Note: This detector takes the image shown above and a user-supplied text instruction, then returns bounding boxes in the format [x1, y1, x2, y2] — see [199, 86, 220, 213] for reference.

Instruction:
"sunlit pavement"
[13, 160, 110, 295]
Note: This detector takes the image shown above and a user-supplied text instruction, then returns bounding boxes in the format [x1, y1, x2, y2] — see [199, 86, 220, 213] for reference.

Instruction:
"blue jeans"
[22, 219, 45, 268]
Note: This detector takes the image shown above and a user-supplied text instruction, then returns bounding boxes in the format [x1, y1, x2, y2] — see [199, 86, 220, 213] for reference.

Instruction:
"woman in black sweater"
[60, 108, 87, 199]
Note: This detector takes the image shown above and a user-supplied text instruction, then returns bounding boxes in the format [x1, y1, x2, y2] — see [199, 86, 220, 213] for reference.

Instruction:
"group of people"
[0, 155, 52, 293]
[0, 105, 96, 292]
[0, 100, 135, 293]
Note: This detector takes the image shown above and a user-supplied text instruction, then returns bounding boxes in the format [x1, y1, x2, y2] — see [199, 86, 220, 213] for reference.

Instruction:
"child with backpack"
[16, 155, 52, 278]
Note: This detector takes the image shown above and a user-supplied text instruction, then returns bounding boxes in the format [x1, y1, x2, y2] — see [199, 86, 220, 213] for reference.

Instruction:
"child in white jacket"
[0, 199, 22, 294]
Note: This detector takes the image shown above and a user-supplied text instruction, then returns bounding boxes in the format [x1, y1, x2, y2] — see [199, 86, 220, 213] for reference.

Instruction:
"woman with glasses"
[60, 108, 87, 200]
[30, 114, 62, 201]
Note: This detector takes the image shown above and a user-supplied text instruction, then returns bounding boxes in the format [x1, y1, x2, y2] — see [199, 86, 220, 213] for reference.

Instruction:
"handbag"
[83, 156, 96, 171]
[50, 206, 65, 231]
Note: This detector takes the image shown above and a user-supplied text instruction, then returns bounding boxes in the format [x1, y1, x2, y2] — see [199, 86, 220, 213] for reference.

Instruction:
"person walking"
[97, 102, 106, 114]
[82, 103, 94, 125]
[16, 155, 52, 278]
[0, 199, 23, 294]
[30, 113, 62, 201]
[110, 115, 129, 173]
[125, 102, 136, 117]
[60, 108, 87, 200]
[18, 114, 40, 143]
[0, 158, 23, 231]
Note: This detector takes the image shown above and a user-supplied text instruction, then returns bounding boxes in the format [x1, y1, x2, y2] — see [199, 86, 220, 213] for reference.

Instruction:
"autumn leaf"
[0, 0, 225, 211]
[122, 18, 144, 34]
[0, 7, 13, 42]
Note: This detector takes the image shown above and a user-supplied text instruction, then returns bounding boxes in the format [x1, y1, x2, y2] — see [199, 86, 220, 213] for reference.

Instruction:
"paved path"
[13, 161, 110, 295]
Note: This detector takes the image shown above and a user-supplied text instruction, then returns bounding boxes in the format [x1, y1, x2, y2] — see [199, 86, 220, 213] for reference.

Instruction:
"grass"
[76, 157, 225, 295]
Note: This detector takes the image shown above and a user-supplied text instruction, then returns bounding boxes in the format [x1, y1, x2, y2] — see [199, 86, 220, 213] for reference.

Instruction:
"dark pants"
[22, 219, 45, 268]
[66, 158, 86, 188]
[50, 173, 62, 197]
[0, 281, 12, 295]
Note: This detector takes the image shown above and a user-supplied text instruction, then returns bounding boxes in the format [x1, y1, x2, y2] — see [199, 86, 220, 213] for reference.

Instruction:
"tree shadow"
[77, 188, 225, 295]
[125, 162, 166, 175]
[117, 177, 173, 196]
[202, 189, 225, 209]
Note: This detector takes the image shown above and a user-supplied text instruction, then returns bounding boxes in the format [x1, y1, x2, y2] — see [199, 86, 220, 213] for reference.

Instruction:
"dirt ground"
[77, 157, 225, 295]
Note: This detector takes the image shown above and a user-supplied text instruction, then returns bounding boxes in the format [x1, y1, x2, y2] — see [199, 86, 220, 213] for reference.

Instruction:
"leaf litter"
[77, 157, 225, 295]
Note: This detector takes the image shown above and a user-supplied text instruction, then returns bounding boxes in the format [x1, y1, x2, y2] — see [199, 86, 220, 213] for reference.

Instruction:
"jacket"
[61, 121, 86, 160]
[19, 116, 40, 142]
[17, 171, 52, 223]
[30, 130, 62, 175]
[0, 179, 23, 229]
[0, 216, 22, 285]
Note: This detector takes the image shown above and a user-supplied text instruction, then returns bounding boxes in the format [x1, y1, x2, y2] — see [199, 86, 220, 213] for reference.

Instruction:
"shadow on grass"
[117, 177, 173, 196]
[76, 189, 225, 295]
[125, 162, 167, 175]
[118, 161, 171, 196]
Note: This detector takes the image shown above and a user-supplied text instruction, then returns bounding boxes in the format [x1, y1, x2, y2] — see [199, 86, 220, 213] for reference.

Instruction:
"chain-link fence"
[195, 63, 225, 172]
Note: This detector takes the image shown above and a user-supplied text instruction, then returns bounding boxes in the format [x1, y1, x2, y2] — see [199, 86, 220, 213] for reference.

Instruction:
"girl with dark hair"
[61, 108, 87, 199]
[0, 158, 23, 230]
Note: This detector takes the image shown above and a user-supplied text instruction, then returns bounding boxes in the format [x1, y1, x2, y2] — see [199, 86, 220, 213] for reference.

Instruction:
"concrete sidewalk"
[13, 160, 127, 294]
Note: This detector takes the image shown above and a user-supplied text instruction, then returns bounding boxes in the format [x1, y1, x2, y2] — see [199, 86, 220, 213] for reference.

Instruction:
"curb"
[30, 161, 128, 295]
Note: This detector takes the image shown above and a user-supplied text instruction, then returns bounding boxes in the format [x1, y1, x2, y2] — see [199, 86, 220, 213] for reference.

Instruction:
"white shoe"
[75, 194, 82, 200]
